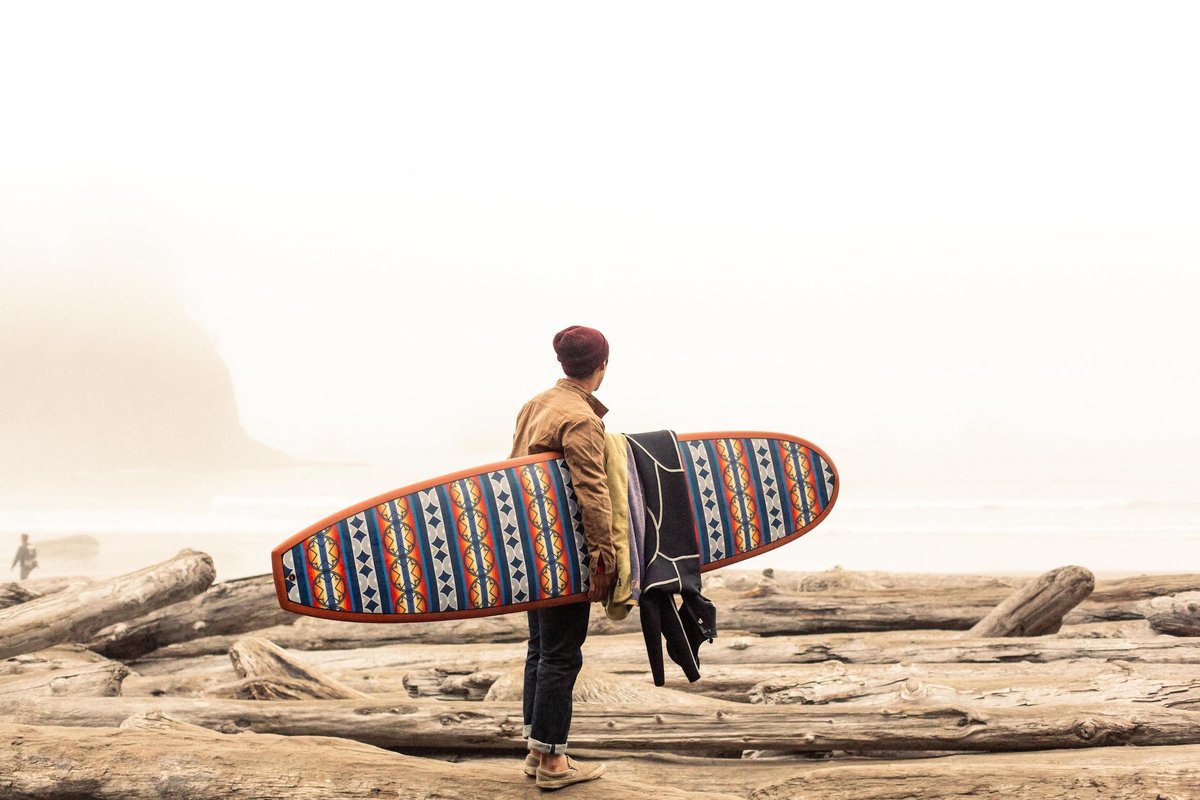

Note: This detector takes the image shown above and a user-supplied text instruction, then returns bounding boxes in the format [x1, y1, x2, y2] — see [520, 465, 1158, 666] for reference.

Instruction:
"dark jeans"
[523, 600, 591, 753]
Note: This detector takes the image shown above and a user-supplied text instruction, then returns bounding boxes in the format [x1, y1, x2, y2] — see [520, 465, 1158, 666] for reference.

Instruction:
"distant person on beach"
[11, 533, 38, 580]
[508, 325, 615, 790]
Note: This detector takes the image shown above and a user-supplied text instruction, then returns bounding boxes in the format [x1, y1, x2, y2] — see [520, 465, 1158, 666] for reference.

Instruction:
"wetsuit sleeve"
[639, 595, 666, 686]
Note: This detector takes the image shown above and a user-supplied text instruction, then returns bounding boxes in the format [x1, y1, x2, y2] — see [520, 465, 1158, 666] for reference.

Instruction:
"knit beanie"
[553, 325, 609, 378]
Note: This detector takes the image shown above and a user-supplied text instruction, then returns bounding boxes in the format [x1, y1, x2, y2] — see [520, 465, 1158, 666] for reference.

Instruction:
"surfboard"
[271, 430, 837, 623]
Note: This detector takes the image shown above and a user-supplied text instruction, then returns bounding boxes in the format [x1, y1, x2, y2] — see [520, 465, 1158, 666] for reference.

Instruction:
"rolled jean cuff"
[523, 724, 532, 739]
[527, 736, 568, 755]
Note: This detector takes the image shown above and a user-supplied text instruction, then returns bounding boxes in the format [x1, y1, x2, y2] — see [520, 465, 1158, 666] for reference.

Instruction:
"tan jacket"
[509, 378, 616, 575]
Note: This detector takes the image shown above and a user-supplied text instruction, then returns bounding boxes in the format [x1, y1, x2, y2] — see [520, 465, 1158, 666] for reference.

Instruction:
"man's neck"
[562, 376, 595, 393]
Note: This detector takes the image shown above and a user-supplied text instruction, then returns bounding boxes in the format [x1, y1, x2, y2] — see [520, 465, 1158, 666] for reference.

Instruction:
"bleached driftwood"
[143, 612, 533, 659]
[747, 743, 1200, 800]
[969, 566, 1095, 637]
[0, 582, 40, 609]
[721, 584, 1016, 635]
[149, 581, 1172, 660]
[127, 629, 1200, 700]
[0, 722, 736, 800]
[18, 575, 94, 595]
[0, 549, 216, 660]
[483, 665, 729, 708]
[715, 567, 1200, 600]
[403, 666, 504, 700]
[4, 695, 1200, 754]
[89, 574, 296, 659]
[708, 568, 1023, 594]
[205, 637, 368, 700]
[686, 630, 1200, 666]
[1146, 592, 1200, 636]
[748, 659, 1200, 709]
[0, 644, 129, 697]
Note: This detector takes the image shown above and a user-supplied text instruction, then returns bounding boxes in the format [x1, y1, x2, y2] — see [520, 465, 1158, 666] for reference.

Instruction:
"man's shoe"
[535, 756, 605, 790]
[523, 751, 540, 778]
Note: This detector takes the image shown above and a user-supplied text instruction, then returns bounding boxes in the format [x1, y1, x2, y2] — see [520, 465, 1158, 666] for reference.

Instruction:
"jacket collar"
[555, 377, 609, 418]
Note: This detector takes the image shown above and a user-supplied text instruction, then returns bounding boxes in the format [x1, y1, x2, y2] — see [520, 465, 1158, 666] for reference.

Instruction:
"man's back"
[510, 378, 616, 577]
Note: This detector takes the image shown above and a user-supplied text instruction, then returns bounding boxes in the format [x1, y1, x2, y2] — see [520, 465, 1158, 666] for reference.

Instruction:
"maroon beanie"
[553, 325, 609, 378]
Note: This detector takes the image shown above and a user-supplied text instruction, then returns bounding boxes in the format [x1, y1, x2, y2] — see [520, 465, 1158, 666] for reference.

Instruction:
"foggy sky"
[2, 2, 1197, 473]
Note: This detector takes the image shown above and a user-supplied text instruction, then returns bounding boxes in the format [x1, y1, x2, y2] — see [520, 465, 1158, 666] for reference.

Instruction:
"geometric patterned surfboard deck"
[271, 430, 837, 623]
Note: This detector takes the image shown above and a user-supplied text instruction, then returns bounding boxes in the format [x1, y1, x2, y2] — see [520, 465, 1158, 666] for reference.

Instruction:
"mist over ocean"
[3, 1, 1198, 587]
[5, 439, 1196, 581]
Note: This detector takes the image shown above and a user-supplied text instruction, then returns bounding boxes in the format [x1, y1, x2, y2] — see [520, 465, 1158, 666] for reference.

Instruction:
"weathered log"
[717, 567, 1200, 598]
[483, 665, 729, 708]
[141, 609, 644, 659]
[6, 695, 1200, 754]
[139, 593, 1146, 661]
[18, 575, 94, 594]
[88, 573, 296, 660]
[709, 568, 1024, 593]
[0, 644, 129, 697]
[1091, 574, 1200, 602]
[0, 582, 40, 609]
[128, 628, 1200, 704]
[0, 723, 736, 800]
[748, 743, 1200, 799]
[969, 565, 1095, 637]
[210, 637, 368, 700]
[150, 587, 1162, 660]
[721, 585, 1016, 635]
[404, 666, 503, 700]
[748, 659, 1200, 709]
[1147, 591, 1200, 636]
[1053, 619, 1157, 638]
[0, 549, 216, 660]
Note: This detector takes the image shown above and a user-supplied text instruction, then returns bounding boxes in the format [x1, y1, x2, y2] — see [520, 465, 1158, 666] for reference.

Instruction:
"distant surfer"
[508, 325, 615, 789]
[10, 533, 38, 580]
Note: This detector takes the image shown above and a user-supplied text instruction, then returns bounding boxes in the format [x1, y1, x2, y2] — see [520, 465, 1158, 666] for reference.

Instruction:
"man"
[11, 533, 37, 580]
[509, 325, 616, 790]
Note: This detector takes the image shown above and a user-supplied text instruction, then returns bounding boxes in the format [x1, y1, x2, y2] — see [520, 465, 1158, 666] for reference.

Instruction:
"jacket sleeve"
[561, 415, 616, 575]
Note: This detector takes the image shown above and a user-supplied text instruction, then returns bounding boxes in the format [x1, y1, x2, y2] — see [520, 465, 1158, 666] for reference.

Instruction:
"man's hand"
[588, 568, 615, 603]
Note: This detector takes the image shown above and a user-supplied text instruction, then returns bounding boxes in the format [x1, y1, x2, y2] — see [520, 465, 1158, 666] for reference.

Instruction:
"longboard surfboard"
[271, 430, 837, 623]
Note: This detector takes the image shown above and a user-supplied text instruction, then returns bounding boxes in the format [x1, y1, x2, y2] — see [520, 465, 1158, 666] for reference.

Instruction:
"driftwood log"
[5, 695, 1200, 754]
[0, 644, 129, 698]
[16, 575, 94, 595]
[0, 582, 40, 609]
[206, 637, 368, 700]
[118, 618, 1160, 701]
[747, 743, 1200, 799]
[88, 573, 296, 660]
[0, 549, 215, 660]
[0, 722, 737, 800]
[1147, 591, 1200, 636]
[141, 591, 1159, 660]
[968, 565, 1095, 637]
[713, 568, 1200, 598]
[708, 568, 1023, 593]
[747, 659, 1200, 709]
[483, 665, 729, 708]
[127, 629, 1200, 697]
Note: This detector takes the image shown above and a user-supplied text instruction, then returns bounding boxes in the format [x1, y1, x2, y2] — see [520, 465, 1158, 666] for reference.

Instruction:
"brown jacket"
[509, 378, 615, 575]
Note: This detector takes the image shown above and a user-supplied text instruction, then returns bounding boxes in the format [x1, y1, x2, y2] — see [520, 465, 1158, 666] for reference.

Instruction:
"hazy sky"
[3, 2, 1198, 471]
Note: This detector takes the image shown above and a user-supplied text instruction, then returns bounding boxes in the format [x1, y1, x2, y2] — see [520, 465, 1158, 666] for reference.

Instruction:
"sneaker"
[535, 755, 605, 790]
[523, 751, 540, 778]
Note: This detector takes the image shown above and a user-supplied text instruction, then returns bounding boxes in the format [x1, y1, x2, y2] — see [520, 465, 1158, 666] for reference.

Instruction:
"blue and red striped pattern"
[677, 436, 835, 566]
[275, 433, 836, 620]
[279, 458, 588, 616]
